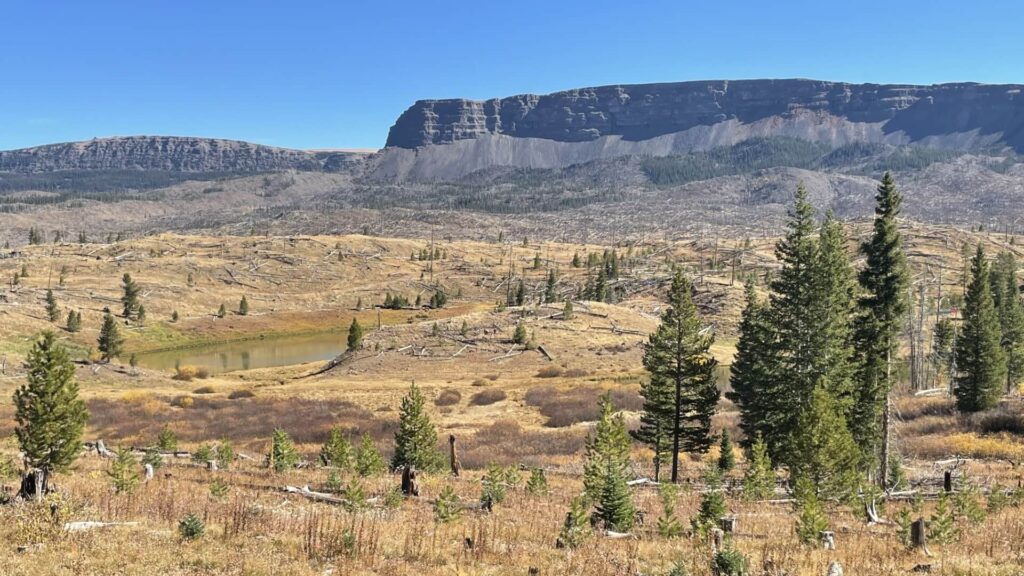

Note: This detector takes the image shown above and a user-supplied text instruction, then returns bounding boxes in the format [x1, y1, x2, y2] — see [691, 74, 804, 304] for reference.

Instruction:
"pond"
[133, 331, 346, 375]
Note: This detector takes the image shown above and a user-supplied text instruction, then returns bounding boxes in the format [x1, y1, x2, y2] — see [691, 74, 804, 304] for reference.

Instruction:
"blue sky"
[1, 0, 1021, 150]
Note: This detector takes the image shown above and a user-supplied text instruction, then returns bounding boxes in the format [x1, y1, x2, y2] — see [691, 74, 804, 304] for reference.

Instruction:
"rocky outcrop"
[385, 79, 1024, 151]
[0, 136, 335, 173]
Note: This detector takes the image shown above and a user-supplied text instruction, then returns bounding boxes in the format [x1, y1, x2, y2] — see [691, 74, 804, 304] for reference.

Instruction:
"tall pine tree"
[391, 381, 443, 471]
[641, 270, 718, 482]
[954, 244, 1007, 412]
[990, 251, 1024, 392]
[851, 172, 909, 487]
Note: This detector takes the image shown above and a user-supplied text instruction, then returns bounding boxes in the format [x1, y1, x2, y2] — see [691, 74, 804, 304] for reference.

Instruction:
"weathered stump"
[401, 466, 420, 497]
[206, 460, 218, 472]
[143, 464, 154, 482]
[17, 469, 47, 500]
[821, 530, 836, 550]
[96, 439, 114, 458]
[719, 515, 737, 534]
[943, 471, 953, 493]
[710, 527, 724, 553]
[826, 561, 843, 576]
[911, 517, 930, 555]
[449, 435, 461, 478]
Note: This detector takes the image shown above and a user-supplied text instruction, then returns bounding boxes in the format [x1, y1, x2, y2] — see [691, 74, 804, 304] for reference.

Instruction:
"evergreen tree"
[562, 300, 574, 320]
[13, 332, 88, 495]
[97, 313, 124, 362]
[45, 289, 60, 322]
[513, 322, 528, 345]
[793, 475, 829, 545]
[742, 434, 774, 501]
[851, 172, 910, 486]
[558, 495, 592, 548]
[954, 244, 1007, 412]
[656, 483, 683, 538]
[171, 310, 179, 322]
[65, 310, 81, 333]
[641, 270, 719, 482]
[391, 382, 443, 471]
[583, 393, 632, 502]
[991, 252, 1024, 392]
[355, 433, 385, 476]
[347, 318, 364, 350]
[571, 252, 581, 268]
[691, 466, 727, 536]
[215, 440, 233, 470]
[108, 447, 140, 494]
[121, 273, 140, 318]
[718, 429, 736, 473]
[525, 468, 548, 496]
[136, 304, 146, 322]
[157, 426, 178, 451]
[594, 267, 608, 302]
[433, 484, 461, 523]
[544, 269, 558, 303]
[268, 429, 300, 472]
[514, 279, 526, 306]
[217, 303, 227, 318]
[726, 281, 779, 448]
[789, 384, 861, 499]
[932, 318, 956, 385]
[320, 427, 353, 469]
[810, 212, 858, 408]
[238, 295, 249, 316]
[594, 457, 636, 531]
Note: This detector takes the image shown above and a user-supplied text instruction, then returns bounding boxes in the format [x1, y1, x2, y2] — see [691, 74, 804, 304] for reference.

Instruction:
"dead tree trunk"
[943, 471, 953, 493]
[911, 517, 931, 555]
[17, 468, 48, 500]
[719, 515, 737, 534]
[821, 531, 836, 550]
[449, 435, 461, 478]
[401, 466, 420, 497]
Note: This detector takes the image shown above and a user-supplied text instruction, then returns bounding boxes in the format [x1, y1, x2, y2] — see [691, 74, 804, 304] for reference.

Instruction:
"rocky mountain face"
[0, 136, 357, 173]
[381, 79, 1024, 180]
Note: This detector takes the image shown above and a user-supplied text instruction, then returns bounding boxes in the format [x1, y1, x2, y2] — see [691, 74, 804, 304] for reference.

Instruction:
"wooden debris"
[64, 521, 139, 532]
[821, 530, 836, 550]
[401, 466, 420, 497]
[911, 518, 932, 556]
[449, 435, 461, 477]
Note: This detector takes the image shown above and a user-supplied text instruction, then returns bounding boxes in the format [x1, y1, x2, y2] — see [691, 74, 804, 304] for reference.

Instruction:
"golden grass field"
[0, 226, 1023, 575]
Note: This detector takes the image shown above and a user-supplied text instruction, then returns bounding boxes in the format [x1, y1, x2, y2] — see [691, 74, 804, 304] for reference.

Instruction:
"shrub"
[470, 389, 507, 406]
[433, 485, 461, 523]
[195, 367, 210, 379]
[178, 513, 205, 540]
[969, 406, 1024, 435]
[173, 365, 199, 381]
[562, 368, 589, 378]
[268, 429, 300, 472]
[525, 385, 642, 427]
[209, 478, 229, 500]
[711, 547, 749, 576]
[227, 389, 255, 400]
[193, 386, 215, 394]
[434, 389, 462, 407]
[536, 366, 563, 378]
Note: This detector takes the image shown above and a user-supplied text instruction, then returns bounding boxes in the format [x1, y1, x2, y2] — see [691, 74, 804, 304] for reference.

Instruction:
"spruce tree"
[793, 475, 829, 545]
[594, 457, 636, 532]
[851, 172, 909, 486]
[217, 303, 227, 318]
[562, 300, 574, 320]
[320, 427, 353, 469]
[641, 270, 719, 482]
[355, 433, 385, 476]
[544, 269, 558, 303]
[583, 392, 632, 501]
[13, 332, 88, 495]
[238, 295, 249, 316]
[66, 310, 81, 333]
[268, 429, 300, 472]
[954, 244, 1007, 412]
[742, 434, 775, 501]
[810, 212, 857, 408]
[121, 273, 140, 318]
[514, 279, 526, 306]
[45, 289, 60, 322]
[108, 447, 140, 494]
[391, 382, 443, 471]
[656, 483, 683, 538]
[991, 252, 1024, 392]
[789, 384, 861, 499]
[97, 312, 124, 362]
[691, 466, 727, 536]
[727, 281, 780, 447]
[718, 429, 736, 473]
[347, 318, 363, 351]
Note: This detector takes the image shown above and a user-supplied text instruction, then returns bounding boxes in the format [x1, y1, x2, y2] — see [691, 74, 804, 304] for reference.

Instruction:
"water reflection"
[134, 332, 346, 375]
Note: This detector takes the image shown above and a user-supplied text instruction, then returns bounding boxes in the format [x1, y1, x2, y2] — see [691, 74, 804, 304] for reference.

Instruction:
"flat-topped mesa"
[0, 135, 325, 173]
[384, 79, 1024, 151]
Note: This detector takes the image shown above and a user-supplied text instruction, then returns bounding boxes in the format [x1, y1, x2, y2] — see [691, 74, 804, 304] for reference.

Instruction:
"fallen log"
[64, 521, 139, 532]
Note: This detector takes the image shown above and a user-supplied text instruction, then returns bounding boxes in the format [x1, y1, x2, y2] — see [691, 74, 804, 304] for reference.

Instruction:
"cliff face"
[385, 79, 1024, 152]
[0, 136, 327, 173]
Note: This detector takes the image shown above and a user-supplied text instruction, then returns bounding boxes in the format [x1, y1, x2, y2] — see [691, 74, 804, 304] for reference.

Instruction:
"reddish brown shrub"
[434, 389, 462, 407]
[525, 385, 642, 427]
[469, 389, 507, 406]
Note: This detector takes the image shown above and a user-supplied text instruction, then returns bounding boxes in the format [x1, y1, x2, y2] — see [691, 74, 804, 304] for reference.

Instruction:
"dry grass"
[525, 384, 642, 427]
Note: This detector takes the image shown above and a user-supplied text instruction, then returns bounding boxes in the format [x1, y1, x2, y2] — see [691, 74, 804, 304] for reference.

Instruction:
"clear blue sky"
[1, 0, 1021, 151]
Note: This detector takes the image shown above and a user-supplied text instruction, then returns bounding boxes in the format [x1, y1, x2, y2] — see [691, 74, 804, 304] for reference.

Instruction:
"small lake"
[133, 332, 346, 375]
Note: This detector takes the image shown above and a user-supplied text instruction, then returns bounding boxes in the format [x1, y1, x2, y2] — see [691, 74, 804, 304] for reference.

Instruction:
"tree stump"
[911, 517, 930, 555]
[401, 466, 420, 496]
[17, 469, 47, 500]
[719, 515, 737, 534]
[710, 527, 724, 553]
[826, 561, 843, 576]
[449, 435, 461, 478]
[96, 439, 114, 458]
[821, 530, 836, 550]
[943, 471, 953, 493]
[206, 460, 218, 472]
[143, 464, 154, 482]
